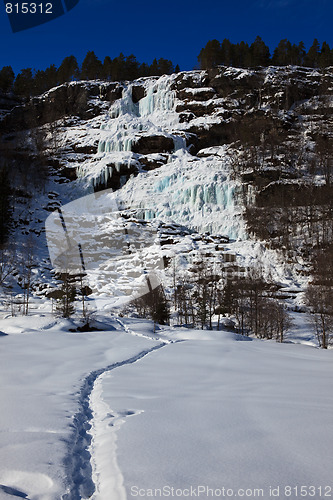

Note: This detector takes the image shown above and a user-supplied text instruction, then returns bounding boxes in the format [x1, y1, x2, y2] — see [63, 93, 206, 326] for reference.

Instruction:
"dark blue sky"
[0, 0, 332, 74]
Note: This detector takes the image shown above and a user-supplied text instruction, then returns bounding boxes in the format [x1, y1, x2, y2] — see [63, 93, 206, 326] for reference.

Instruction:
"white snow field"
[0, 315, 332, 500]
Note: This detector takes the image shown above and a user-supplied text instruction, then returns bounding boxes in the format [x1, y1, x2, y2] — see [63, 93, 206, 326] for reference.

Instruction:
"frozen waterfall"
[77, 74, 243, 240]
[138, 78, 176, 116]
[97, 75, 180, 155]
[117, 151, 246, 241]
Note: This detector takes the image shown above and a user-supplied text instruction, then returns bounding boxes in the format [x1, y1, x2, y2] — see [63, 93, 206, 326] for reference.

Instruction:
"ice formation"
[77, 74, 245, 240]
[98, 75, 179, 154]
[118, 150, 245, 240]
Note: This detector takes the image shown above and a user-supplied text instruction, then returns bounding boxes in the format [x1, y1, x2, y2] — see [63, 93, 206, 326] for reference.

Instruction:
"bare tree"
[316, 134, 333, 186]
[18, 239, 36, 315]
[0, 245, 16, 290]
[273, 301, 292, 343]
[306, 283, 333, 348]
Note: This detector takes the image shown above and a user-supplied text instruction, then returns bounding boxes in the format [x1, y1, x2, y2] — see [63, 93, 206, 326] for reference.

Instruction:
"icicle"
[97, 76, 179, 157]
[138, 77, 176, 116]
[173, 135, 186, 152]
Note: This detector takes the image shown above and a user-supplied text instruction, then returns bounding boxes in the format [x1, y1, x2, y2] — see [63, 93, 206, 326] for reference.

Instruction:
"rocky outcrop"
[0, 81, 124, 132]
[0, 92, 22, 114]
[94, 161, 138, 192]
[138, 154, 169, 171]
[131, 84, 146, 103]
[2, 65, 333, 194]
[132, 135, 175, 155]
[172, 71, 210, 91]
[177, 87, 216, 101]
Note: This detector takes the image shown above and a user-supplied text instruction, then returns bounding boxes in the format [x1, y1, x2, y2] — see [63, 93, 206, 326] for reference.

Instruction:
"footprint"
[118, 410, 136, 417]
[0, 484, 28, 498]
[0, 471, 53, 499]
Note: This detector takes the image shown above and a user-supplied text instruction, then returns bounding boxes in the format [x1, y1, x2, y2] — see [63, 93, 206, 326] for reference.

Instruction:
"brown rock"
[131, 85, 146, 103]
[132, 135, 174, 154]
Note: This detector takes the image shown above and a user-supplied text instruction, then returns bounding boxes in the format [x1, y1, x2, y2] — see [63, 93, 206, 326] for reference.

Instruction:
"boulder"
[176, 100, 217, 117]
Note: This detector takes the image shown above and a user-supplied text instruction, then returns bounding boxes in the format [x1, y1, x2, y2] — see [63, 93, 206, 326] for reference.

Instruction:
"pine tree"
[103, 56, 113, 80]
[233, 41, 251, 67]
[13, 68, 35, 97]
[306, 39, 320, 67]
[44, 64, 58, 89]
[197, 39, 221, 69]
[220, 39, 233, 66]
[111, 53, 126, 81]
[33, 69, 47, 94]
[139, 62, 150, 77]
[132, 284, 169, 328]
[0, 66, 15, 93]
[150, 285, 169, 326]
[58, 55, 79, 84]
[157, 58, 174, 75]
[124, 54, 140, 80]
[149, 58, 159, 76]
[272, 39, 292, 66]
[296, 41, 306, 66]
[81, 51, 103, 80]
[34, 66, 58, 95]
[56, 273, 76, 318]
[249, 36, 270, 67]
[319, 41, 332, 68]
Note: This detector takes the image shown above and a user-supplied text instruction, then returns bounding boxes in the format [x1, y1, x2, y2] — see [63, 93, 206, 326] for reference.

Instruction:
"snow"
[103, 328, 333, 499]
[186, 86, 214, 92]
[116, 149, 245, 240]
[0, 315, 160, 499]
[0, 316, 332, 499]
[45, 190, 166, 309]
[2, 67, 333, 499]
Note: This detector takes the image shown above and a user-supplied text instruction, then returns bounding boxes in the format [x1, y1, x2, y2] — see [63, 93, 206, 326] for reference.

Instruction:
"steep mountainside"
[0, 66, 332, 335]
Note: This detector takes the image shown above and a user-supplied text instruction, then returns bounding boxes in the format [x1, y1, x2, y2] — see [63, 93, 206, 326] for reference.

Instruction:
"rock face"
[131, 84, 145, 103]
[1, 65, 333, 296]
[1, 65, 333, 194]
[2, 65, 331, 136]
[0, 81, 124, 132]
[93, 161, 138, 192]
[132, 135, 175, 155]
[0, 92, 22, 117]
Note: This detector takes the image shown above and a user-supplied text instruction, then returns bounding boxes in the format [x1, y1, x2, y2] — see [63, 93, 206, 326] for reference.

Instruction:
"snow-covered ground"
[0, 314, 332, 500]
[1, 68, 332, 499]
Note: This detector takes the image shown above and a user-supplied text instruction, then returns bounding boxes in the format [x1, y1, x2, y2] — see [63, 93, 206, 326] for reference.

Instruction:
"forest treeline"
[1, 37, 333, 98]
[198, 37, 333, 69]
[0, 51, 179, 98]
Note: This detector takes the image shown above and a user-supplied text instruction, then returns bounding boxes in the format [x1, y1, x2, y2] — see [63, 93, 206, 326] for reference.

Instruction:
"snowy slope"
[3, 66, 331, 303]
[0, 318, 332, 499]
[1, 67, 333, 500]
